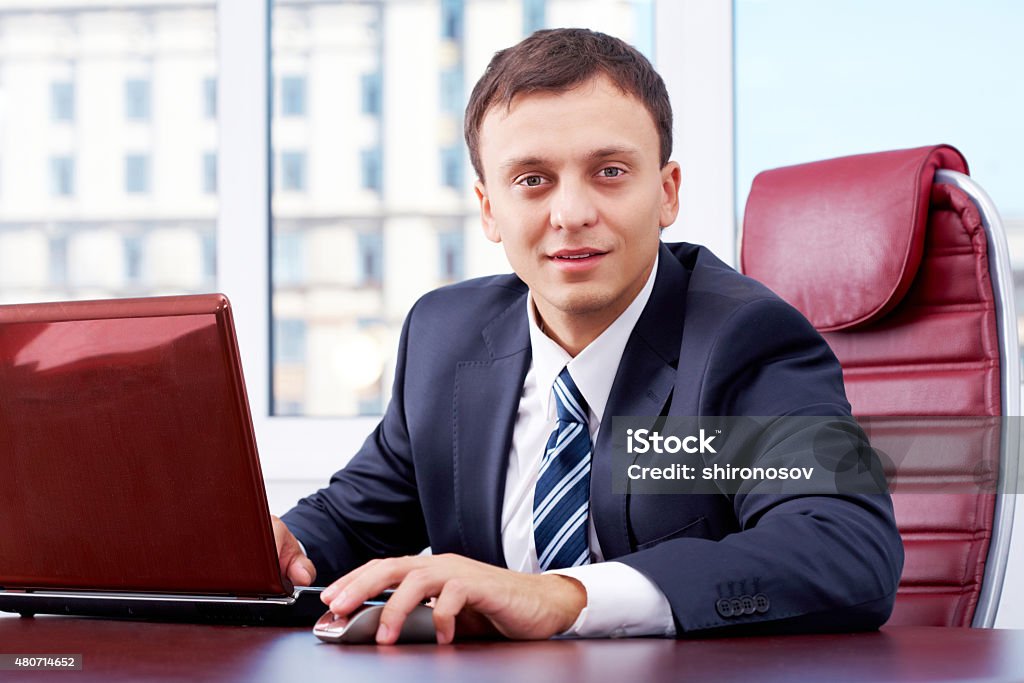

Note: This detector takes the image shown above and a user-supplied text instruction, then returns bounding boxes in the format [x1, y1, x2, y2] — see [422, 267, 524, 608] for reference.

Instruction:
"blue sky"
[735, 0, 1024, 217]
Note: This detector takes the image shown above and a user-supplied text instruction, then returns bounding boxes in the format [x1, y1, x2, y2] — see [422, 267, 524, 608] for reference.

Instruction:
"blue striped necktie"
[533, 367, 592, 570]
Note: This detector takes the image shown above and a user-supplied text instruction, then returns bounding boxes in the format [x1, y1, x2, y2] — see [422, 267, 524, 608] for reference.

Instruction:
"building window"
[273, 231, 304, 286]
[281, 75, 307, 117]
[124, 235, 144, 281]
[50, 156, 74, 196]
[203, 77, 217, 118]
[202, 152, 217, 194]
[361, 72, 381, 116]
[280, 151, 307, 191]
[124, 154, 150, 194]
[441, 0, 463, 40]
[357, 232, 383, 286]
[440, 69, 462, 114]
[49, 235, 68, 284]
[438, 229, 464, 282]
[441, 146, 463, 189]
[360, 147, 382, 192]
[274, 319, 307, 364]
[522, 0, 546, 34]
[124, 78, 151, 121]
[51, 81, 74, 122]
[201, 230, 216, 280]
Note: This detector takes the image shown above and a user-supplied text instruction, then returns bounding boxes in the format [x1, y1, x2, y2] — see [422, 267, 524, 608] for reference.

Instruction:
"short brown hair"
[464, 28, 672, 182]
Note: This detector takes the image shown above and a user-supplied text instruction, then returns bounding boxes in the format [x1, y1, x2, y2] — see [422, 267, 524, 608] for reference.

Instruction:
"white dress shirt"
[500, 254, 676, 638]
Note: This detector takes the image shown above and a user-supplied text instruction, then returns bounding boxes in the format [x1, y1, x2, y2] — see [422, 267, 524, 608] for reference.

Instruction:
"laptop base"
[0, 586, 325, 626]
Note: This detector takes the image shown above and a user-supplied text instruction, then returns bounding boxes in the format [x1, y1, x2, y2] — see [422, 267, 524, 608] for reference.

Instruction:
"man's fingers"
[326, 556, 420, 617]
[271, 516, 314, 584]
[432, 579, 469, 645]
[287, 555, 315, 586]
[321, 557, 384, 604]
[375, 569, 439, 644]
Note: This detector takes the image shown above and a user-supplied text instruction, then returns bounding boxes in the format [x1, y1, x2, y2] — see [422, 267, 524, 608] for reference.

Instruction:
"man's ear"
[475, 179, 501, 243]
[658, 161, 682, 229]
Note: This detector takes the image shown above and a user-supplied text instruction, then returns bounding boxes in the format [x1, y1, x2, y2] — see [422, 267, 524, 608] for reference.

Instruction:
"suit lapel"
[591, 244, 691, 559]
[452, 296, 530, 567]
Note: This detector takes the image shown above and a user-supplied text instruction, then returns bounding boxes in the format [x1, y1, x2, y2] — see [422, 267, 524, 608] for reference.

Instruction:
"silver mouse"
[313, 597, 436, 644]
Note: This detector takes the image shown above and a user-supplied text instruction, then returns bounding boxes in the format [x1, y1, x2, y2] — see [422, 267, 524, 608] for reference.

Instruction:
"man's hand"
[319, 553, 586, 645]
[271, 515, 316, 586]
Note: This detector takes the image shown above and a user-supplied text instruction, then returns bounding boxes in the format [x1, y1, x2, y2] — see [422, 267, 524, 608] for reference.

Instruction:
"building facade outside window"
[0, 3, 217, 306]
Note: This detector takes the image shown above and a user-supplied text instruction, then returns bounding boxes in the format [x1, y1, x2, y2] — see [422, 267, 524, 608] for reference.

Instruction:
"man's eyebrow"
[498, 147, 641, 172]
[586, 146, 641, 160]
[499, 155, 547, 172]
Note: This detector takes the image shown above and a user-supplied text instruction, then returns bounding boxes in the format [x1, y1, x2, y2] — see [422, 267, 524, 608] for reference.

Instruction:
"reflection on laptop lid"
[0, 294, 322, 624]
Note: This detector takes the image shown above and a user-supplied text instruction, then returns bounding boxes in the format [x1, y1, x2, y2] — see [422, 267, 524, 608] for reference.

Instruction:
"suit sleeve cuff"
[546, 561, 676, 638]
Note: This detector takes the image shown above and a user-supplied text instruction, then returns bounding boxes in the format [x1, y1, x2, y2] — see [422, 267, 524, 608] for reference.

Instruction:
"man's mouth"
[551, 249, 608, 260]
[548, 249, 608, 271]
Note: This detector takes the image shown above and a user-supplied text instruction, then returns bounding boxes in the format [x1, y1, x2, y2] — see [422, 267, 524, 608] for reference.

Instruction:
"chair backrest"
[740, 145, 1019, 627]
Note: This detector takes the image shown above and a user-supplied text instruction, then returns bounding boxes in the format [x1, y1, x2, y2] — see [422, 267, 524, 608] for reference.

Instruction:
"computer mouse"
[313, 599, 436, 644]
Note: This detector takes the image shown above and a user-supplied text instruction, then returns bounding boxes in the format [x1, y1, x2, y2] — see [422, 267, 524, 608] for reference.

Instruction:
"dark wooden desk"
[2, 616, 1023, 682]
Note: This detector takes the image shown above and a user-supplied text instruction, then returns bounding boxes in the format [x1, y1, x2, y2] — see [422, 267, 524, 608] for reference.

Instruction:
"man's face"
[475, 75, 680, 330]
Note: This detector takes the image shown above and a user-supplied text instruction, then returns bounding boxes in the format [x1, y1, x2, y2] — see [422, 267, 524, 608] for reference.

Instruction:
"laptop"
[0, 294, 324, 625]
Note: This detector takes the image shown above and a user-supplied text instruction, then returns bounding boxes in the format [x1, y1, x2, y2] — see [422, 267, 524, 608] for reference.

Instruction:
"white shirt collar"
[526, 252, 660, 426]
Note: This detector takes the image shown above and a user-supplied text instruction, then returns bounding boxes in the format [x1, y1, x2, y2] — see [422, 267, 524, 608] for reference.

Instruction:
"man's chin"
[548, 291, 616, 318]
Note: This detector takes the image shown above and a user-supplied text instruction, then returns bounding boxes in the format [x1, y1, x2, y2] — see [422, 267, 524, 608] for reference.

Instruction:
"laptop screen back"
[0, 294, 286, 596]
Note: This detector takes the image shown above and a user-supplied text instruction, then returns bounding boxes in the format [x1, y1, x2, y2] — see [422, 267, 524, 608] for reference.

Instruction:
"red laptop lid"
[0, 294, 287, 596]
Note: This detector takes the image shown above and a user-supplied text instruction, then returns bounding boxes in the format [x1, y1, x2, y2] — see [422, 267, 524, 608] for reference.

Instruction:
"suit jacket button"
[754, 593, 770, 613]
[716, 598, 734, 618]
[740, 595, 756, 615]
[729, 598, 745, 617]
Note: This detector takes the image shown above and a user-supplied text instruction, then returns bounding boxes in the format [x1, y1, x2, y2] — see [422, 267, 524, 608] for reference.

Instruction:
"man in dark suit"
[274, 28, 903, 644]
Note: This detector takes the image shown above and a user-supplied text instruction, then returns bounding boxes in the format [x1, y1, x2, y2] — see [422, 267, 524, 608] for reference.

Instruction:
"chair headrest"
[740, 145, 969, 332]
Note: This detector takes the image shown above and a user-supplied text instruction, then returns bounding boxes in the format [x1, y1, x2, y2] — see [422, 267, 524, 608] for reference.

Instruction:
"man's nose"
[550, 178, 598, 231]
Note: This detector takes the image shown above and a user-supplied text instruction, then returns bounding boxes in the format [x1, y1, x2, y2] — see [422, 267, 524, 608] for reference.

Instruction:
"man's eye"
[519, 175, 545, 187]
[600, 167, 624, 178]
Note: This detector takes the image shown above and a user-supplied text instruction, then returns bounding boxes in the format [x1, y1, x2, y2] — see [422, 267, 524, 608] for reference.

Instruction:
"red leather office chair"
[740, 145, 1020, 627]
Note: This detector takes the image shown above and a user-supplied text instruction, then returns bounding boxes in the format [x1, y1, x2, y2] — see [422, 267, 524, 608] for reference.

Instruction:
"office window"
[0, 5, 217, 307]
[281, 75, 307, 117]
[50, 156, 74, 196]
[523, 0, 546, 35]
[440, 147, 463, 189]
[124, 78, 151, 121]
[280, 151, 307, 191]
[441, 0, 463, 40]
[361, 72, 381, 116]
[124, 154, 150, 194]
[357, 232, 383, 286]
[202, 152, 217, 194]
[440, 69, 462, 114]
[51, 81, 74, 122]
[203, 77, 217, 118]
[438, 230, 464, 282]
[269, 0, 655, 416]
[360, 147, 381, 192]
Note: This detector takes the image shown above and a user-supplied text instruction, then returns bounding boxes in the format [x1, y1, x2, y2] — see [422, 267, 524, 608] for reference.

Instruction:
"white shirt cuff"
[546, 561, 676, 638]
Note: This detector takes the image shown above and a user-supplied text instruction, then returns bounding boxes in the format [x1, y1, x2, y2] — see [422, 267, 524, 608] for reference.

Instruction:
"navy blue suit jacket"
[282, 242, 904, 635]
